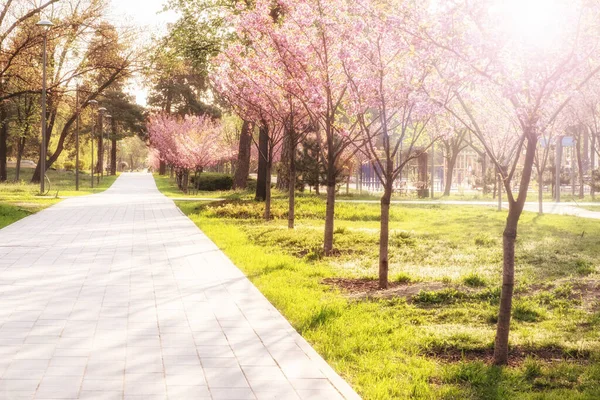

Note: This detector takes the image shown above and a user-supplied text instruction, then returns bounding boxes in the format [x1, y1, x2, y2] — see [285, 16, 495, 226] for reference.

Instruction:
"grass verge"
[0, 168, 117, 229]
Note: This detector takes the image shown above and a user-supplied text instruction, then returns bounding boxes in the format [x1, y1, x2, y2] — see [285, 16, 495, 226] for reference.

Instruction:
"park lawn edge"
[0, 172, 119, 230]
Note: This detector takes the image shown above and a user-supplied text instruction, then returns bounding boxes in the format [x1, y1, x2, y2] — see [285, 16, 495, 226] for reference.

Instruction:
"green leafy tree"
[96, 89, 145, 175]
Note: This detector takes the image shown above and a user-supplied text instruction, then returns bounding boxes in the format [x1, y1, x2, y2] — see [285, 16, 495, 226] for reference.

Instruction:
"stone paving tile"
[0, 173, 360, 399]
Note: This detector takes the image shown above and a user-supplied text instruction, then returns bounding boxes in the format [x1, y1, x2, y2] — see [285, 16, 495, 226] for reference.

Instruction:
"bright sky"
[110, 0, 177, 32]
[109, 0, 179, 106]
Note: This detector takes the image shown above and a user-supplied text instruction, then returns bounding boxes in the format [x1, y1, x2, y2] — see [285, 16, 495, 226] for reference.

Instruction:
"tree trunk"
[255, 125, 269, 201]
[288, 140, 297, 229]
[264, 159, 272, 221]
[110, 120, 117, 176]
[315, 139, 322, 196]
[493, 135, 537, 366]
[359, 166, 362, 194]
[323, 171, 336, 255]
[591, 134, 596, 200]
[111, 137, 117, 176]
[538, 170, 543, 215]
[494, 211, 518, 365]
[576, 134, 584, 199]
[96, 135, 103, 176]
[379, 183, 392, 289]
[571, 147, 576, 197]
[482, 153, 489, 195]
[497, 171, 502, 211]
[233, 120, 253, 190]
[31, 127, 52, 184]
[182, 170, 189, 193]
[278, 133, 291, 191]
[31, 161, 42, 183]
[15, 137, 26, 182]
[431, 146, 435, 198]
[0, 103, 8, 182]
[346, 174, 350, 195]
[444, 155, 458, 196]
[159, 160, 166, 175]
[556, 138, 563, 202]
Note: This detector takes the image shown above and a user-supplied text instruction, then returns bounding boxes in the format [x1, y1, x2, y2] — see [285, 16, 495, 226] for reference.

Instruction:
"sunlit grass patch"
[165, 175, 600, 399]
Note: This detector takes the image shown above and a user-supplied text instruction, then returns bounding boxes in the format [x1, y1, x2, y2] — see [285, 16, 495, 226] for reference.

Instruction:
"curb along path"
[0, 173, 360, 400]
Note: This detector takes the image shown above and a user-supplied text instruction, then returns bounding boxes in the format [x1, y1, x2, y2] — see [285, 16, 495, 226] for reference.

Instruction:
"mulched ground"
[323, 277, 597, 365]
[323, 277, 449, 300]
[427, 346, 592, 366]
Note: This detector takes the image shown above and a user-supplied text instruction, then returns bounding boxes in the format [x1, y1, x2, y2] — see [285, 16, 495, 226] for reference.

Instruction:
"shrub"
[63, 161, 75, 171]
[413, 289, 465, 305]
[246, 178, 257, 191]
[394, 273, 413, 284]
[475, 287, 501, 305]
[191, 173, 233, 191]
[334, 226, 347, 234]
[474, 234, 496, 247]
[523, 358, 543, 381]
[463, 273, 487, 288]
[574, 259, 595, 276]
[513, 299, 545, 322]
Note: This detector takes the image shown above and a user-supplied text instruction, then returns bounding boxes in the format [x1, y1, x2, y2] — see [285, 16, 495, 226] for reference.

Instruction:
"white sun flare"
[497, 0, 570, 49]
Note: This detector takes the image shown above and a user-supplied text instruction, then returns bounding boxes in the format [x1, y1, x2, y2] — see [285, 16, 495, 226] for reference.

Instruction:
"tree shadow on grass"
[302, 304, 343, 332]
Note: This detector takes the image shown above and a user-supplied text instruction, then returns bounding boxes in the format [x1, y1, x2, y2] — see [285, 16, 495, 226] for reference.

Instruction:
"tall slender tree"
[434, 0, 600, 365]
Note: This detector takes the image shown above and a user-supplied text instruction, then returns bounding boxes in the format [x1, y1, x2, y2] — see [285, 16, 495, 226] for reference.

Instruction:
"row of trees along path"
[0, 1, 145, 184]
[150, 0, 600, 366]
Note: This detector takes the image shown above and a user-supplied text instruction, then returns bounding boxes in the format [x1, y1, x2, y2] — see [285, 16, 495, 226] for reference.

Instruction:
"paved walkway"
[0, 173, 359, 400]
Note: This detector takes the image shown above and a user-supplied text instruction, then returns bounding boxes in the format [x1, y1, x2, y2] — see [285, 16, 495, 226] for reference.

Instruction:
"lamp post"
[97, 107, 107, 184]
[88, 99, 98, 188]
[37, 19, 53, 195]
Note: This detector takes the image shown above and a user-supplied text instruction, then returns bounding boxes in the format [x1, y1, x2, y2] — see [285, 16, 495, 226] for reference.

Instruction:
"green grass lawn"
[155, 174, 600, 399]
[0, 168, 118, 229]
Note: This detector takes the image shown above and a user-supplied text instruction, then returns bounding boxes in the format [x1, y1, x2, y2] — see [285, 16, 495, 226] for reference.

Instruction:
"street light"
[88, 99, 98, 188]
[97, 107, 107, 183]
[37, 19, 53, 195]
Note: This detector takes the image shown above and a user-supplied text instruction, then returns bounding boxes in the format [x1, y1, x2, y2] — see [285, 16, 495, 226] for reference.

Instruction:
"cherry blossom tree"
[147, 114, 224, 192]
[213, 3, 315, 225]
[245, 0, 365, 252]
[212, 39, 288, 220]
[562, 85, 600, 200]
[341, 0, 441, 288]
[433, 0, 600, 365]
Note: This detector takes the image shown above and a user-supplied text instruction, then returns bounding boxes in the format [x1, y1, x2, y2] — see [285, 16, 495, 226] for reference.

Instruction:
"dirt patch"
[427, 346, 592, 366]
[14, 202, 39, 208]
[573, 280, 600, 309]
[324, 277, 600, 308]
[527, 279, 600, 309]
[323, 277, 448, 300]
